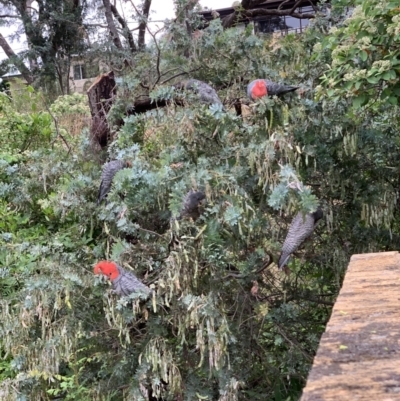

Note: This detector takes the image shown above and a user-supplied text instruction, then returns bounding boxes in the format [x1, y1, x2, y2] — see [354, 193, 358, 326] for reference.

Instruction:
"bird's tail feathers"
[278, 253, 291, 270]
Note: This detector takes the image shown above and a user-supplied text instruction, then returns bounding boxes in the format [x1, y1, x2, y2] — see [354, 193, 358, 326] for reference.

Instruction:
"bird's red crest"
[251, 80, 268, 99]
[93, 261, 119, 280]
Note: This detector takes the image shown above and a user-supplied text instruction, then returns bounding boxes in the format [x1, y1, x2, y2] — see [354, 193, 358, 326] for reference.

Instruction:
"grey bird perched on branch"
[278, 208, 323, 271]
[94, 261, 151, 298]
[177, 190, 206, 220]
[97, 160, 130, 205]
[168, 190, 206, 252]
[247, 79, 299, 100]
[175, 79, 223, 107]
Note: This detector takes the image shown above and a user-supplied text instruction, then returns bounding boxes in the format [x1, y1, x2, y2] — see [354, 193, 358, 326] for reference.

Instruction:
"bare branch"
[278, 0, 292, 10]
[145, 26, 165, 88]
[289, 0, 308, 14]
[245, 8, 316, 19]
[128, 0, 152, 50]
[44, 99, 72, 155]
[222, 252, 274, 280]
[160, 67, 201, 85]
[110, 4, 137, 53]
[0, 32, 33, 84]
[222, 0, 319, 28]
[0, 14, 20, 18]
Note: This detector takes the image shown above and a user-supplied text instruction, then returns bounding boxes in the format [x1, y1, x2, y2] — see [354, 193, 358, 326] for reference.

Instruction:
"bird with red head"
[249, 79, 268, 99]
[247, 79, 299, 100]
[94, 260, 151, 297]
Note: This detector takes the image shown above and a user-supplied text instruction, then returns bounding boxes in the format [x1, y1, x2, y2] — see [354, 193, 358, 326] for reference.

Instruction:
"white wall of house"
[69, 60, 102, 93]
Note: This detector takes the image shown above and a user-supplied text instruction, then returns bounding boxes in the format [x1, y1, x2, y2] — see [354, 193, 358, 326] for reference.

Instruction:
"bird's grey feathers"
[97, 160, 127, 205]
[247, 79, 298, 99]
[178, 190, 206, 220]
[264, 79, 298, 96]
[112, 264, 151, 297]
[278, 209, 323, 269]
[183, 79, 223, 106]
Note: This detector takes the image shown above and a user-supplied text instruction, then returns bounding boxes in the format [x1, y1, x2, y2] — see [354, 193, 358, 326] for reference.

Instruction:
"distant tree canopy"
[0, 0, 400, 400]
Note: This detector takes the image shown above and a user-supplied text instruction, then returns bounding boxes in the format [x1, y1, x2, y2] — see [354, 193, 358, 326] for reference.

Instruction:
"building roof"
[1, 64, 22, 78]
[199, 0, 318, 23]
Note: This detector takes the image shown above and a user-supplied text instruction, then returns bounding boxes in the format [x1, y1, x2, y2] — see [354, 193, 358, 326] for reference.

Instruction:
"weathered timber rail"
[301, 251, 400, 401]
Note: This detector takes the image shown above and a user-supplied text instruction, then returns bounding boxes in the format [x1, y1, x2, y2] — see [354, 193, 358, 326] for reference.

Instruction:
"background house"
[69, 58, 101, 94]
[199, 0, 320, 35]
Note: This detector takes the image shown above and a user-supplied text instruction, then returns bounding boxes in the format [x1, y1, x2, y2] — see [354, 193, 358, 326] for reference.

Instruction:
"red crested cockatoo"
[97, 160, 131, 205]
[247, 79, 299, 100]
[278, 208, 323, 272]
[94, 261, 151, 297]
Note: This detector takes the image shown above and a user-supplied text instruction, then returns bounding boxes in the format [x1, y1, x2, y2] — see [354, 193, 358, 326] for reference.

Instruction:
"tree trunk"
[87, 71, 117, 148]
[102, 0, 123, 49]
[138, 0, 152, 50]
[110, 4, 137, 53]
[0, 33, 33, 84]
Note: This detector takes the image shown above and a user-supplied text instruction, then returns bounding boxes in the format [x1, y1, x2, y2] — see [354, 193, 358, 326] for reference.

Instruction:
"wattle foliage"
[1, 1, 400, 400]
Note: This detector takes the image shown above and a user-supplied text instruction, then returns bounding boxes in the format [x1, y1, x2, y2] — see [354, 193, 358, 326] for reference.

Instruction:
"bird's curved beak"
[93, 266, 101, 274]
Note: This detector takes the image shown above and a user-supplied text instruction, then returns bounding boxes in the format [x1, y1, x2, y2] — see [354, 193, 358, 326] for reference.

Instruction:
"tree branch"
[145, 26, 164, 88]
[102, 0, 123, 49]
[222, 0, 319, 28]
[110, 4, 137, 53]
[245, 8, 316, 19]
[160, 67, 201, 85]
[128, 0, 152, 50]
[0, 33, 33, 84]
[44, 99, 72, 154]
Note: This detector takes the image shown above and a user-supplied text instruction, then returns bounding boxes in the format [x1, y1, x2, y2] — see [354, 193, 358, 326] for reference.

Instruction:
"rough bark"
[0, 33, 33, 84]
[102, 0, 123, 49]
[110, 4, 137, 53]
[138, 0, 152, 50]
[87, 71, 117, 148]
[126, 96, 185, 116]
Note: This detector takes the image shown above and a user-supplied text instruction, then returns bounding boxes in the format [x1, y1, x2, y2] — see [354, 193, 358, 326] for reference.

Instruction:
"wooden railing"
[300, 251, 400, 400]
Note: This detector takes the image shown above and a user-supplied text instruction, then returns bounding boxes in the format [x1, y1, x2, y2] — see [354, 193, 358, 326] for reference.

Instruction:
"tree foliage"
[317, 0, 400, 109]
[1, 1, 400, 400]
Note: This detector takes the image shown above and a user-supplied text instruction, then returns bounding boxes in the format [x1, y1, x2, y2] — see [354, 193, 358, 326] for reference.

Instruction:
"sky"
[0, 0, 235, 62]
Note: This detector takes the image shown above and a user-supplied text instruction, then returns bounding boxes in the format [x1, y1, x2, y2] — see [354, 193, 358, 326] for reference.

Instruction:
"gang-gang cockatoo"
[94, 261, 151, 298]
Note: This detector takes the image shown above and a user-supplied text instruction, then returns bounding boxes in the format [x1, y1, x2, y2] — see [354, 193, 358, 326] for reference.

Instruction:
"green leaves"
[318, 0, 400, 111]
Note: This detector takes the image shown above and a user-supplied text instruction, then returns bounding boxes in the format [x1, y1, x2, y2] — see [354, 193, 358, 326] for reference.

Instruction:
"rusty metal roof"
[300, 251, 400, 401]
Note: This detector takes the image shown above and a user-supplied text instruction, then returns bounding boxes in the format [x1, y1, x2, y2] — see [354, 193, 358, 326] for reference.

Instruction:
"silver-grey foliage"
[278, 208, 323, 269]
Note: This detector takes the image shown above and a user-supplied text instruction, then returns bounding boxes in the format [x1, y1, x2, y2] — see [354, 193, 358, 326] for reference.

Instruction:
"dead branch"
[126, 96, 185, 116]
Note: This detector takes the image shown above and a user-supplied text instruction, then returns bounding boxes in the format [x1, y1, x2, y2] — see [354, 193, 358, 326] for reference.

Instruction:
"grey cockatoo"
[97, 160, 130, 205]
[168, 190, 206, 251]
[176, 79, 223, 106]
[94, 261, 151, 297]
[247, 79, 299, 100]
[278, 208, 323, 270]
[178, 190, 206, 220]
